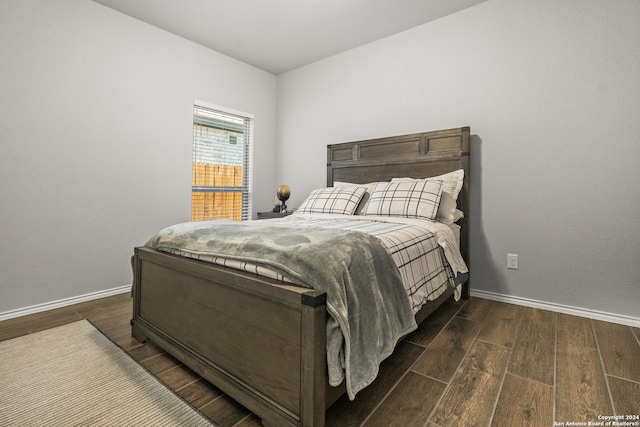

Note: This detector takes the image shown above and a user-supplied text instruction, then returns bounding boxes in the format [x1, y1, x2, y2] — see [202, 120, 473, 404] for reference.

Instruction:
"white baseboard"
[0, 285, 132, 322]
[470, 289, 640, 328]
[3, 286, 637, 328]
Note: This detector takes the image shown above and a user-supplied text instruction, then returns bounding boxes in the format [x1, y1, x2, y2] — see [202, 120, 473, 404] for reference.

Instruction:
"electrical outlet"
[507, 253, 519, 269]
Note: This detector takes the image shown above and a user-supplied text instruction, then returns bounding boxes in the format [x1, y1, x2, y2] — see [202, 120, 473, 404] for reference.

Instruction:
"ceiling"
[92, 0, 487, 75]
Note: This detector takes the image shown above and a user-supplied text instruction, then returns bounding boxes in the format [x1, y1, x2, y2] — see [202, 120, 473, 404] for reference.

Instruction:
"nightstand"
[256, 211, 293, 220]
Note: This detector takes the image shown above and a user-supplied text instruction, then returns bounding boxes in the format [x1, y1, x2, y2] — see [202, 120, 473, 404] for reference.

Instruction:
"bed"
[131, 126, 471, 427]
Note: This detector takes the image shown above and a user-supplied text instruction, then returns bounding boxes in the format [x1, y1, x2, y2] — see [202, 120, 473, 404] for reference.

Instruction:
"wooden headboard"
[327, 127, 470, 297]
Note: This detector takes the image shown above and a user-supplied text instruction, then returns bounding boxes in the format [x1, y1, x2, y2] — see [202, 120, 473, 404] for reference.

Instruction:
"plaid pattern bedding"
[364, 180, 443, 220]
[179, 214, 460, 313]
[297, 186, 367, 215]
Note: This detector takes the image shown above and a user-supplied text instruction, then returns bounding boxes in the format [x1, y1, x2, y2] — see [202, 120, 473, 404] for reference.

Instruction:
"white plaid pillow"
[364, 180, 443, 220]
[297, 186, 367, 215]
[391, 170, 464, 224]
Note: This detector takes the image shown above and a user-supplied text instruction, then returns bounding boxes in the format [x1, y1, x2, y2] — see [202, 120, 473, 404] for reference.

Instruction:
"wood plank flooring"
[1, 294, 639, 427]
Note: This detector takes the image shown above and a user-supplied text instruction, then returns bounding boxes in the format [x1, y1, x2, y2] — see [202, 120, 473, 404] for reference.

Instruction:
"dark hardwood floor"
[1, 293, 639, 426]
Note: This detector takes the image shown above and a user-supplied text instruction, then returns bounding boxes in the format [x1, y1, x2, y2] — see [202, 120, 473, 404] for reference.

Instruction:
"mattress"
[164, 213, 467, 314]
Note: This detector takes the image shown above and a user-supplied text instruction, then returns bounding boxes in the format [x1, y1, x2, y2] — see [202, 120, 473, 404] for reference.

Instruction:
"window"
[192, 102, 253, 221]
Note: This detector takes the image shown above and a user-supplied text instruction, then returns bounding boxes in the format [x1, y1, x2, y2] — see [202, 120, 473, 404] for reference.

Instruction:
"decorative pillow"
[392, 169, 464, 200]
[392, 170, 464, 224]
[333, 181, 384, 215]
[297, 186, 367, 215]
[364, 180, 443, 220]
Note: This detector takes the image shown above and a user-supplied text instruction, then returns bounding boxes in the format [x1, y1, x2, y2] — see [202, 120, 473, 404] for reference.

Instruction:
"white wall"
[0, 0, 277, 313]
[2, 0, 638, 321]
[276, 0, 640, 319]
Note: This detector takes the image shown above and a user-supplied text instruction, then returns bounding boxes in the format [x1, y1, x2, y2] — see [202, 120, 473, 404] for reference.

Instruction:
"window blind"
[192, 103, 253, 221]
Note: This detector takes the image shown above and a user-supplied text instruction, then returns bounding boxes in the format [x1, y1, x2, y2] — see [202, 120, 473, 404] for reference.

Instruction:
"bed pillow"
[437, 192, 465, 224]
[364, 180, 443, 220]
[297, 185, 367, 215]
[392, 169, 464, 224]
[333, 181, 383, 215]
[392, 169, 464, 200]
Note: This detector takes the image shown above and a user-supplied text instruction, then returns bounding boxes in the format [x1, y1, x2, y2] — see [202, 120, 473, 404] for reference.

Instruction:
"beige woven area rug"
[0, 320, 215, 426]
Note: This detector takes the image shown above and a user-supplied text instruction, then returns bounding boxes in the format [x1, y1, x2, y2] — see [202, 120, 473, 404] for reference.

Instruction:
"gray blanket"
[145, 219, 417, 399]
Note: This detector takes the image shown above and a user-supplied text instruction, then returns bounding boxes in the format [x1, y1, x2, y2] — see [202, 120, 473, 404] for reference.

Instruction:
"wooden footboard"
[132, 246, 328, 427]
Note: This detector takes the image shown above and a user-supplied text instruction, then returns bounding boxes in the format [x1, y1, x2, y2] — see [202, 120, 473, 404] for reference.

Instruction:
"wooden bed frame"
[131, 126, 470, 427]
